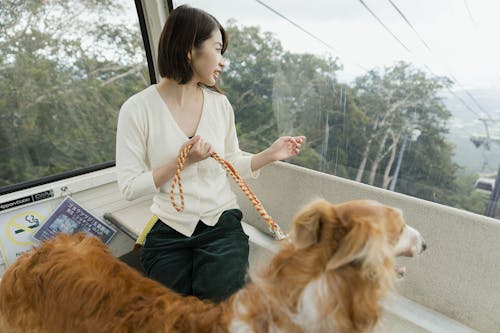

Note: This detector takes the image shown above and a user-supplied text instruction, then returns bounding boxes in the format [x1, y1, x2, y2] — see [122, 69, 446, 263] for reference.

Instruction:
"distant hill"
[442, 88, 500, 175]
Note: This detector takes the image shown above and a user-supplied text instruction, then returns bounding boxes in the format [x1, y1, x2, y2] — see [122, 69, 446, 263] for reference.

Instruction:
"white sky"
[176, 0, 500, 91]
[172, 0, 500, 173]
[174, 0, 500, 149]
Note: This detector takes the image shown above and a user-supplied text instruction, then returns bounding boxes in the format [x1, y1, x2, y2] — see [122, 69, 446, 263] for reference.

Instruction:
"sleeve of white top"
[223, 97, 260, 179]
[115, 99, 157, 201]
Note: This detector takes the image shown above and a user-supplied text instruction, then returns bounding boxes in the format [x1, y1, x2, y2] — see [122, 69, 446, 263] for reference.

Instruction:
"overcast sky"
[175, 0, 500, 92]
[173, 0, 500, 162]
[170, 1, 500, 169]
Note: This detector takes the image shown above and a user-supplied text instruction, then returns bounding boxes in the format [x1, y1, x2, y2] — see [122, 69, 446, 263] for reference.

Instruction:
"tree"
[352, 62, 454, 189]
[2, 10, 488, 219]
[0, 0, 148, 186]
[221, 22, 365, 173]
[220, 21, 283, 153]
[221, 24, 471, 211]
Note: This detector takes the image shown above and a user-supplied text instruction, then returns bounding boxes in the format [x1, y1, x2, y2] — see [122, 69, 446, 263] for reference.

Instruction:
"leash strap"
[134, 145, 286, 250]
[134, 215, 158, 251]
[210, 151, 286, 240]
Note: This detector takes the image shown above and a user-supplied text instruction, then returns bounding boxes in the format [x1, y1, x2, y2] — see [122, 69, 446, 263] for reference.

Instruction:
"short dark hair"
[158, 5, 227, 84]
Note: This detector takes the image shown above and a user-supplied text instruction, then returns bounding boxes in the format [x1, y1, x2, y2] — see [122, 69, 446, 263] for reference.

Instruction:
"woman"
[116, 5, 304, 302]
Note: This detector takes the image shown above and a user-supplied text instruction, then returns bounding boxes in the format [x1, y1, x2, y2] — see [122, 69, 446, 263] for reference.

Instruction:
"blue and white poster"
[33, 197, 116, 245]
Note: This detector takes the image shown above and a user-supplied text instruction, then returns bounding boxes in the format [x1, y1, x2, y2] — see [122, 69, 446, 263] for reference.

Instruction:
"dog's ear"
[326, 211, 389, 273]
[290, 200, 333, 249]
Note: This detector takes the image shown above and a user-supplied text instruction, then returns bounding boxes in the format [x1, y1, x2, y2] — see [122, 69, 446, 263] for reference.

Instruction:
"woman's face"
[190, 29, 224, 86]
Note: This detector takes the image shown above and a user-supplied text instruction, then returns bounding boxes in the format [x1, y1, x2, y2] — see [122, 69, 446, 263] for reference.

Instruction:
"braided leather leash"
[170, 144, 287, 240]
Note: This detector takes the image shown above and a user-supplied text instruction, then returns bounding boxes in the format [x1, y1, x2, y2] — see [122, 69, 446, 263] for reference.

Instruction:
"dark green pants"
[140, 209, 249, 302]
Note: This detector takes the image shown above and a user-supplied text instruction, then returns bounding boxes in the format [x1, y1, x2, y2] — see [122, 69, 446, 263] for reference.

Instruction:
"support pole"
[484, 162, 500, 218]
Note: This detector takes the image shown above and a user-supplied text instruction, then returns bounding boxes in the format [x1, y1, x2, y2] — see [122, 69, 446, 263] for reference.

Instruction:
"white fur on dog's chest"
[228, 276, 339, 333]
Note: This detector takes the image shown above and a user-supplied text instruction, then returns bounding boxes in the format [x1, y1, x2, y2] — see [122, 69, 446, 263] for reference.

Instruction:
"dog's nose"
[421, 240, 427, 252]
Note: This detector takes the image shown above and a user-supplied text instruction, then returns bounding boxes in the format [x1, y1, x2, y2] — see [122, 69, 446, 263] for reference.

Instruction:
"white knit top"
[116, 85, 258, 236]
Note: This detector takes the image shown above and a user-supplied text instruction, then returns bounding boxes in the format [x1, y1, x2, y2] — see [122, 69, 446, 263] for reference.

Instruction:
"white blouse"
[116, 85, 258, 236]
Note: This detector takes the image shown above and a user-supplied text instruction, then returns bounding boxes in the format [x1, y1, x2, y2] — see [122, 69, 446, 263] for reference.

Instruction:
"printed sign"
[0, 190, 54, 212]
[33, 197, 116, 245]
[0, 201, 53, 274]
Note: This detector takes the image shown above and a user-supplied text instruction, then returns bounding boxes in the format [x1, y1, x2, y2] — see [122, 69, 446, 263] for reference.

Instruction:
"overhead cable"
[253, 0, 369, 72]
[358, 0, 411, 52]
[387, 0, 431, 51]
[254, 0, 340, 55]
[390, 1, 494, 122]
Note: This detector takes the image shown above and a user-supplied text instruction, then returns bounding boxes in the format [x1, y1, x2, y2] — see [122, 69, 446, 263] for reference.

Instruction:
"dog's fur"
[0, 199, 425, 333]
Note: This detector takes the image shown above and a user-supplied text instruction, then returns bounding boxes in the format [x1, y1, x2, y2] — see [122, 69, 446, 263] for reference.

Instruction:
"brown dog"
[0, 199, 425, 333]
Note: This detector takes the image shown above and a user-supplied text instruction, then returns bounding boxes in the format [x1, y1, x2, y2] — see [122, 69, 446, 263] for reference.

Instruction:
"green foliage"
[221, 22, 282, 152]
[0, 6, 492, 217]
[447, 171, 490, 214]
[0, 0, 148, 186]
[220, 23, 490, 216]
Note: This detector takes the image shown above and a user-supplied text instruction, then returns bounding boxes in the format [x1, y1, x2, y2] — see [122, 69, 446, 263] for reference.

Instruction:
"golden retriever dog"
[0, 199, 426, 333]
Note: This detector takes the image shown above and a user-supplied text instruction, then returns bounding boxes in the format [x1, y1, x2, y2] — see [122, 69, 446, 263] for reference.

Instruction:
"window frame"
[0, 0, 158, 196]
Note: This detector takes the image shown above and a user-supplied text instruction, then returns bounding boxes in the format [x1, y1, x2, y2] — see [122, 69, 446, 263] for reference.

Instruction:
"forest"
[0, 0, 492, 217]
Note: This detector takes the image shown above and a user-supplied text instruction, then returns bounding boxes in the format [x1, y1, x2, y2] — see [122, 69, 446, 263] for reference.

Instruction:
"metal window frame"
[0, 0, 166, 196]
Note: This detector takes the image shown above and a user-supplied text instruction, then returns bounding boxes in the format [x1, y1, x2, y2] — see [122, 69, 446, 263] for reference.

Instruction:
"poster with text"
[33, 197, 116, 245]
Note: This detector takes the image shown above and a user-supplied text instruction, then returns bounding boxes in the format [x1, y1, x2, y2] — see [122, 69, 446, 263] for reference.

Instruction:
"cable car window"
[174, 1, 500, 219]
[0, 0, 150, 193]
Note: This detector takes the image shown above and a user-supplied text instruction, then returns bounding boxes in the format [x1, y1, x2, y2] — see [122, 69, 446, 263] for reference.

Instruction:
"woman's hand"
[152, 136, 212, 188]
[183, 135, 213, 166]
[250, 136, 305, 172]
[267, 136, 305, 161]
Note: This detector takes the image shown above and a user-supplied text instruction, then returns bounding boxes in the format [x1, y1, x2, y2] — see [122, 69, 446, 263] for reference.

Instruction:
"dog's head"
[236, 200, 426, 333]
[289, 199, 426, 279]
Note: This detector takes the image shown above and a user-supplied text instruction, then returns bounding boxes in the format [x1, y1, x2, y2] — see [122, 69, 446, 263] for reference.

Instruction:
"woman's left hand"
[268, 136, 305, 161]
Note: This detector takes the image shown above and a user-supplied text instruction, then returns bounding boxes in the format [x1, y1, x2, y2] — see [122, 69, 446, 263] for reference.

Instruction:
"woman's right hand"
[153, 136, 211, 188]
[183, 135, 213, 165]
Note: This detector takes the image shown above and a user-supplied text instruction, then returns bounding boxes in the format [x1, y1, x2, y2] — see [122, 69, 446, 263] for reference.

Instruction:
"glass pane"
[0, 0, 150, 189]
[173, 1, 500, 219]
